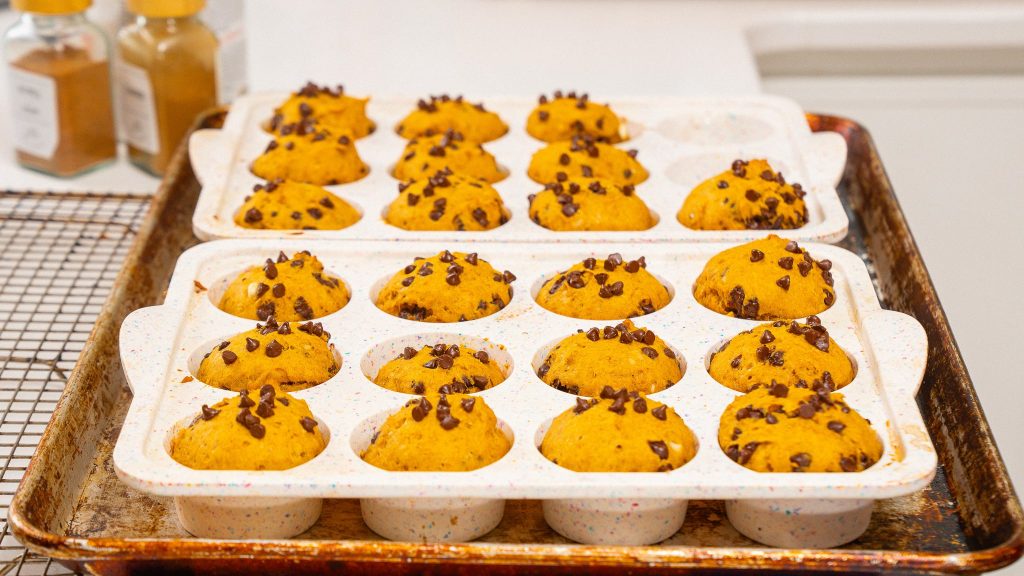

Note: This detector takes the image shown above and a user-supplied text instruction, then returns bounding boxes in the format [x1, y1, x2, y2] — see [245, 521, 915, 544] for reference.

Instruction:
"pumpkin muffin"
[267, 82, 374, 139]
[393, 129, 505, 183]
[527, 135, 647, 186]
[170, 386, 327, 471]
[361, 393, 511, 471]
[536, 253, 670, 320]
[540, 388, 697, 472]
[235, 179, 361, 231]
[251, 122, 368, 186]
[678, 159, 808, 231]
[375, 250, 515, 322]
[373, 342, 506, 395]
[528, 176, 654, 231]
[694, 235, 836, 320]
[537, 320, 682, 396]
[719, 384, 882, 473]
[218, 251, 349, 321]
[395, 95, 508, 143]
[526, 91, 624, 143]
[709, 316, 854, 393]
[384, 169, 508, 232]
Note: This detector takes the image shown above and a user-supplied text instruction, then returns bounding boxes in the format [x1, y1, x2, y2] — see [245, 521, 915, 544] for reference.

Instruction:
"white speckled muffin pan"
[113, 239, 936, 547]
[189, 93, 849, 243]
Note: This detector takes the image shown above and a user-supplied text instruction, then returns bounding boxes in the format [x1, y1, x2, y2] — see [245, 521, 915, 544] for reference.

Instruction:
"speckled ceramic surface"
[190, 94, 849, 243]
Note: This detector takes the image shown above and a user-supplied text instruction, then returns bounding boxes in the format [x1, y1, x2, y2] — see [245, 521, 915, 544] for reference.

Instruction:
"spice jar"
[3, 0, 118, 177]
[116, 0, 217, 176]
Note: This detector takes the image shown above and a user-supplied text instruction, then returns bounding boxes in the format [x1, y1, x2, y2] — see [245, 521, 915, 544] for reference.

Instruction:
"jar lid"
[125, 0, 205, 17]
[11, 0, 91, 14]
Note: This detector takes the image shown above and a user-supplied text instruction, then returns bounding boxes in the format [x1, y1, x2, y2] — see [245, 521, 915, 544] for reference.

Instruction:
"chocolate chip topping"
[294, 296, 314, 320]
[201, 404, 220, 420]
[790, 452, 812, 469]
[827, 420, 846, 433]
[651, 405, 668, 420]
[265, 340, 283, 358]
[648, 440, 669, 459]
[750, 249, 765, 262]
[222, 350, 237, 365]
[272, 283, 286, 298]
[263, 260, 279, 280]
[299, 416, 318, 433]
[461, 397, 476, 413]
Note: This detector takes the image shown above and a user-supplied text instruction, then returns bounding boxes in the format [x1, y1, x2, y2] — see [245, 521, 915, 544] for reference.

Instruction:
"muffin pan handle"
[861, 310, 928, 397]
[119, 305, 175, 396]
[806, 131, 848, 189]
[188, 129, 231, 189]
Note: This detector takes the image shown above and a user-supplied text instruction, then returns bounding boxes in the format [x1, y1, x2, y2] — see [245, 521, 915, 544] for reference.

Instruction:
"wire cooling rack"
[0, 191, 151, 576]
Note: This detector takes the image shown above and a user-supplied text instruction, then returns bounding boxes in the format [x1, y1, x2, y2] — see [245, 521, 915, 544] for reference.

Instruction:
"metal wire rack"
[0, 191, 152, 576]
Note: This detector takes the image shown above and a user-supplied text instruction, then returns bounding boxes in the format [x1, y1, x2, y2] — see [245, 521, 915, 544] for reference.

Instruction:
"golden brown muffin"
[718, 384, 882, 472]
[235, 179, 361, 231]
[528, 176, 654, 231]
[536, 254, 670, 320]
[393, 129, 505, 183]
[267, 82, 375, 139]
[395, 95, 508, 143]
[376, 250, 515, 322]
[538, 320, 682, 396]
[527, 135, 647, 186]
[251, 122, 369, 186]
[709, 316, 854, 393]
[678, 159, 808, 231]
[218, 251, 350, 321]
[361, 393, 511, 471]
[694, 235, 835, 320]
[196, 318, 337, 393]
[384, 169, 509, 232]
[170, 386, 327, 471]
[373, 342, 506, 394]
[526, 91, 624, 143]
[540, 387, 697, 472]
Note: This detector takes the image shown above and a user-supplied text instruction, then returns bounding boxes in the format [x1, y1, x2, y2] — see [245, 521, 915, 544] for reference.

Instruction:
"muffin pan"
[189, 94, 849, 243]
[114, 240, 936, 547]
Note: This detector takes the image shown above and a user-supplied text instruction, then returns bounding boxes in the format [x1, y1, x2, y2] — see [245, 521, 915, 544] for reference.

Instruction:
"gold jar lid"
[11, 0, 91, 14]
[125, 0, 205, 18]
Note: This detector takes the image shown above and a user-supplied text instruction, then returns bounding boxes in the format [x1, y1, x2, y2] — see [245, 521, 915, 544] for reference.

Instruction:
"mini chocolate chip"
[244, 208, 263, 223]
[790, 452, 812, 469]
[294, 297, 314, 320]
[245, 337, 259, 352]
[798, 402, 815, 419]
[461, 397, 476, 413]
[778, 257, 794, 270]
[222, 350, 238, 365]
[446, 273, 461, 286]
[663, 347, 676, 359]
[745, 189, 761, 202]
[263, 260, 278, 280]
[648, 440, 669, 459]
[776, 275, 791, 290]
[272, 283, 286, 298]
[300, 416, 318, 433]
[785, 241, 801, 253]
[840, 456, 858, 472]
[760, 330, 775, 344]
[651, 405, 667, 420]
[633, 397, 648, 413]
[473, 350, 489, 364]
[717, 180, 729, 189]
[731, 355, 742, 368]
[201, 405, 220, 420]
[641, 347, 658, 359]
[798, 260, 813, 277]
[750, 249, 765, 262]
[256, 301, 276, 321]
[769, 382, 789, 398]
[503, 270, 516, 283]
[247, 422, 266, 439]
[828, 420, 846, 433]
[265, 340, 283, 358]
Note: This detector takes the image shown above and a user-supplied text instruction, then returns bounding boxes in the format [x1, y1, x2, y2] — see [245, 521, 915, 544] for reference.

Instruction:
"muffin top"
[218, 251, 349, 322]
[393, 129, 505, 183]
[361, 393, 511, 471]
[527, 134, 646, 186]
[538, 320, 681, 397]
[536, 253, 670, 320]
[235, 179, 361, 231]
[541, 387, 697, 472]
[526, 91, 624, 143]
[373, 342, 506, 395]
[694, 235, 835, 320]
[267, 82, 374, 139]
[395, 95, 508, 143]
[375, 250, 515, 322]
[718, 384, 882, 473]
[678, 159, 808, 231]
[528, 176, 654, 232]
[251, 122, 369, 186]
[384, 169, 508, 232]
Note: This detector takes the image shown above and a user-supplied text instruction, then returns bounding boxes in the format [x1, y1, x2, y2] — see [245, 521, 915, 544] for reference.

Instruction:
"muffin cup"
[543, 497, 687, 545]
[174, 495, 322, 539]
[360, 497, 505, 542]
[726, 498, 873, 548]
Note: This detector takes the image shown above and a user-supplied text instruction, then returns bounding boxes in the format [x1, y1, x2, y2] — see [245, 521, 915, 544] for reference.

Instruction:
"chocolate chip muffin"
[384, 169, 509, 232]
[719, 384, 882, 473]
[235, 179, 361, 231]
[218, 251, 350, 321]
[373, 342, 506, 395]
[527, 135, 646, 186]
[267, 82, 375, 139]
[395, 95, 508, 143]
[393, 129, 505, 183]
[709, 316, 854, 393]
[528, 176, 654, 231]
[375, 250, 515, 322]
[678, 159, 808, 231]
[526, 91, 624, 143]
[170, 385, 327, 471]
[536, 254, 670, 320]
[361, 393, 511, 471]
[251, 122, 369, 186]
[694, 235, 835, 320]
[537, 320, 681, 396]
[540, 387, 697, 472]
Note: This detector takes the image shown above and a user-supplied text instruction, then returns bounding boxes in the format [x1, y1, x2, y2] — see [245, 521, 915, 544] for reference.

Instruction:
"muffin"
[395, 95, 508, 143]
[527, 135, 647, 186]
[526, 91, 624, 143]
[384, 169, 508, 232]
[361, 393, 510, 471]
[235, 179, 361, 231]
[709, 316, 854, 393]
[170, 386, 327, 471]
[375, 250, 515, 322]
[538, 320, 681, 396]
[373, 342, 506, 394]
[196, 318, 337, 393]
[719, 384, 882, 472]
[694, 235, 835, 320]
[218, 251, 349, 321]
[251, 122, 369, 186]
[267, 82, 374, 139]
[393, 129, 505, 183]
[536, 253, 670, 320]
[678, 159, 808, 231]
[540, 387, 697, 472]
[528, 176, 654, 231]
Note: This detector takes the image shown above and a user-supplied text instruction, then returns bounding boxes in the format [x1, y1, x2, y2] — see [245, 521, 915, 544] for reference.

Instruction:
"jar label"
[116, 61, 159, 154]
[8, 67, 58, 159]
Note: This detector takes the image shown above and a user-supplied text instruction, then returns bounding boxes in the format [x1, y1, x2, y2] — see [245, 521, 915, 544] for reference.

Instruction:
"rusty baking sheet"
[7, 111, 1023, 574]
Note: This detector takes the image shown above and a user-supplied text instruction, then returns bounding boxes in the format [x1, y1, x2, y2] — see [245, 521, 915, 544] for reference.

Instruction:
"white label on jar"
[8, 67, 59, 159]
[116, 60, 159, 154]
